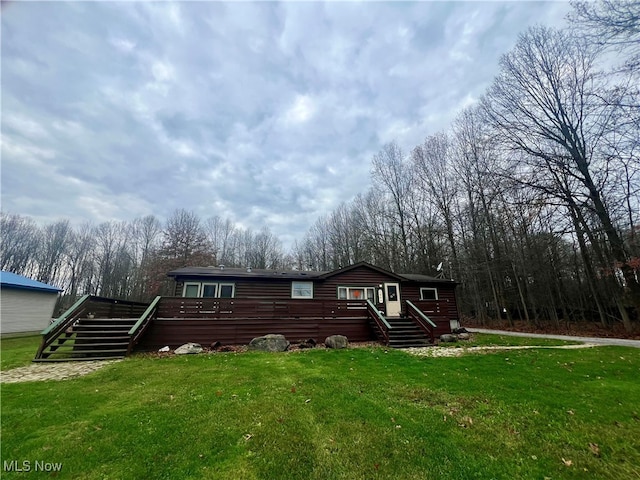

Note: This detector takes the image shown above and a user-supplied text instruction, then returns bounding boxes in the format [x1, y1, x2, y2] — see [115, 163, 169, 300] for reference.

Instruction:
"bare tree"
[35, 219, 71, 285]
[161, 209, 211, 265]
[0, 212, 39, 275]
[570, 0, 640, 72]
[371, 142, 415, 270]
[481, 26, 639, 324]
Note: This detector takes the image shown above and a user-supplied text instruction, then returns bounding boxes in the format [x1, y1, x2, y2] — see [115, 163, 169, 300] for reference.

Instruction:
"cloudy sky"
[1, 1, 571, 248]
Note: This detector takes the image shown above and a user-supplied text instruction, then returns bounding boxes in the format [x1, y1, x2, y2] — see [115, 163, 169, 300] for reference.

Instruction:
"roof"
[167, 266, 327, 280]
[398, 273, 457, 284]
[0, 271, 62, 293]
[169, 262, 457, 284]
[316, 261, 405, 281]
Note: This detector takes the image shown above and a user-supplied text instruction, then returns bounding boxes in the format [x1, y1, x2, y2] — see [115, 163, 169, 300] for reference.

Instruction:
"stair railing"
[127, 296, 162, 355]
[35, 295, 91, 359]
[406, 300, 437, 343]
[366, 299, 392, 346]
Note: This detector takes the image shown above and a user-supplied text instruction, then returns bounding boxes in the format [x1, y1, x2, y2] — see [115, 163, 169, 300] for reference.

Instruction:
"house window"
[420, 288, 438, 301]
[219, 283, 235, 298]
[202, 283, 217, 298]
[337, 286, 375, 302]
[292, 281, 313, 299]
[182, 282, 235, 298]
[184, 283, 200, 298]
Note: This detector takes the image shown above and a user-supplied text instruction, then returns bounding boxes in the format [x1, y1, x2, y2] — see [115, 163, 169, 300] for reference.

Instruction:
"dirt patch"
[1, 360, 121, 384]
[405, 343, 600, 358]
[462, 318, 640, 340]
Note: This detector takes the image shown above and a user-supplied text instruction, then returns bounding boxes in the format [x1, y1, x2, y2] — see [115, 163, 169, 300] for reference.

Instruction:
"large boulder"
[439, 334, 457, 343]
[249, 334, 290, 352]
[325, 335, 349, 349]
[175, 342, 203, 355]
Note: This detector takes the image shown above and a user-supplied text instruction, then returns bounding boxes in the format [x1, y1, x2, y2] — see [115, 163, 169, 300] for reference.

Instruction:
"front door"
[384, 283, 401, 317]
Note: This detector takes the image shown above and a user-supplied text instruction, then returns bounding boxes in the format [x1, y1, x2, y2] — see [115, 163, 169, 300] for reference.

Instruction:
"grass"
[1, 339, 639, 479]
[1, 335, 41, 370]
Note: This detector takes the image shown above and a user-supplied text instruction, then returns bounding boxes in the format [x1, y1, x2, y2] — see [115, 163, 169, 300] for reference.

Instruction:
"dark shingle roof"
[167, 266, 327, 280]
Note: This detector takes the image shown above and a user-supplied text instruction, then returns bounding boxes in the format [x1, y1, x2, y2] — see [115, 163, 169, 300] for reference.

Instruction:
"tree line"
[294, 2, 639, 330]
[1, 1, 638, 328]
[1, 210, 289, 306]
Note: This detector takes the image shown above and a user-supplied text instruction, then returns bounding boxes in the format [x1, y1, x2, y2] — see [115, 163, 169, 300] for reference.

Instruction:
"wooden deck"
[137, 298, 376, 349]
[34, 296, 455, 361]
[136, 297, 453, 350]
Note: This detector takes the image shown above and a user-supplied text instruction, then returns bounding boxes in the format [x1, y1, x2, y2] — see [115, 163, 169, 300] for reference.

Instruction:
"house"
[133, 261, 459, 349]
[1, 271, 62, 335]
[33, 262, 461, 361]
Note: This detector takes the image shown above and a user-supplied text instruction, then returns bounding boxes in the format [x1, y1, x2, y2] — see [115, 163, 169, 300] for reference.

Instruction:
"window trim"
[183, 282, 201, 298]
[420, 287, 438, 301]
[291, 281, 314, 299]
[337, 286, 376, 302]
[218, 283, 235, 298]
[182, 282, 235, 299]
[201, 283, 218, 298]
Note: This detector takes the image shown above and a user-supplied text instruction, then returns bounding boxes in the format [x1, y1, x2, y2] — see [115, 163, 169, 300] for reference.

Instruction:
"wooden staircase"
[34, 317, 137, 362]
[386, 317, 433, 348]
[34, 295, 159, 363]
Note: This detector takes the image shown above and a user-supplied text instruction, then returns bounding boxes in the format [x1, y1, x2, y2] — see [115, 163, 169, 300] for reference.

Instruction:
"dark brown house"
[34, 262, 460, 362]
[138, 262, 459, 348]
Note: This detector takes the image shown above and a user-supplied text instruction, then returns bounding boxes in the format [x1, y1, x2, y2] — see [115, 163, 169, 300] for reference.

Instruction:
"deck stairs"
[386, 317, 433, 348]
[33, 317, 138, 362]
[34, 295, 155, 363]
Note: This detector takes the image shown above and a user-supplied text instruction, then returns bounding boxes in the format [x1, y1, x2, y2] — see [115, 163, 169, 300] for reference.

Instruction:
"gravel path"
[466, 328, 640, 349]
[1, 360, 121, 384]
[405, 343, 600, 358]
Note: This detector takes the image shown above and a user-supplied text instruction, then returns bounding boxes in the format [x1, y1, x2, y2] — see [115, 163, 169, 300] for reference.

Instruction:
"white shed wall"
[0, 288, 58, 334]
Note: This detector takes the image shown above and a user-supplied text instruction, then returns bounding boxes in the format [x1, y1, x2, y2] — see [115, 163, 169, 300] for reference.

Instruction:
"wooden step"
[33, 356, 125, 363]
[41, 348, 128, 356]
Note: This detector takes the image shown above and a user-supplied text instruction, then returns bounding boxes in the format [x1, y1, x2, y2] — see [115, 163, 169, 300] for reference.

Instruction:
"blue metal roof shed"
[0, 271, 62, 293]
[1, 271, 62, 335]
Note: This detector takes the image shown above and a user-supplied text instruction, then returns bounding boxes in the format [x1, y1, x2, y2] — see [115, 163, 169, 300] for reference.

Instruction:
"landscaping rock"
[453, 327, 469, 334]
[175, 342, 203, 355]
[294, 338, 317, 349]
[325, 335, 349, 349]
[458, 333, 471, 340]
[439, 334, 457, 343]
[248, 334, 290, 352]
[158, 346, 170, 352]
[210, 341, 222, 350]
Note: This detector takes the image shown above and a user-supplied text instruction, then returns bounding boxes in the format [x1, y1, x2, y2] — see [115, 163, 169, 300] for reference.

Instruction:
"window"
[219, 283, 235, 298]
[292, 281, 313, 299]
[337, 286, 375, 302]
[184, 283, 200, 298]
[420, 288, 438, 301]
[182, 282, 235, 298]
[202, 283, 217, 298]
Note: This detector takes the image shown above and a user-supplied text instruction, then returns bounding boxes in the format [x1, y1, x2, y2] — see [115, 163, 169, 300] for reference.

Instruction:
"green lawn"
[1, 338, 639, 479]
[1, 335, 42, 370]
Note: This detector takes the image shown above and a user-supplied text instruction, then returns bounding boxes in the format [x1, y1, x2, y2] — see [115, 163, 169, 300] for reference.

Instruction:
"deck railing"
[36, 295, 91, 359]
[406, 300, 437, 342]
[366, 299, 391, 345]
[35, 295, 151, 360]
[156, 297, 369, 319]
[127, 296, 162, 354]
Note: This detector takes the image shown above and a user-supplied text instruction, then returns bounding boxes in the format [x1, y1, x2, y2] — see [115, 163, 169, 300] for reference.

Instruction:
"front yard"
[1, 336, 638, 479]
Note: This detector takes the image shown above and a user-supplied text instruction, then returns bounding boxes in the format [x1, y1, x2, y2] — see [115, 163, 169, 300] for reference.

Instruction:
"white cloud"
[1, 1, 575, 248]
[284, 94, 316, 124]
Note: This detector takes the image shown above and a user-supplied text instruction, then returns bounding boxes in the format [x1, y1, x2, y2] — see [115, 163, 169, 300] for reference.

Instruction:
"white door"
[384, 283, 401, 317]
